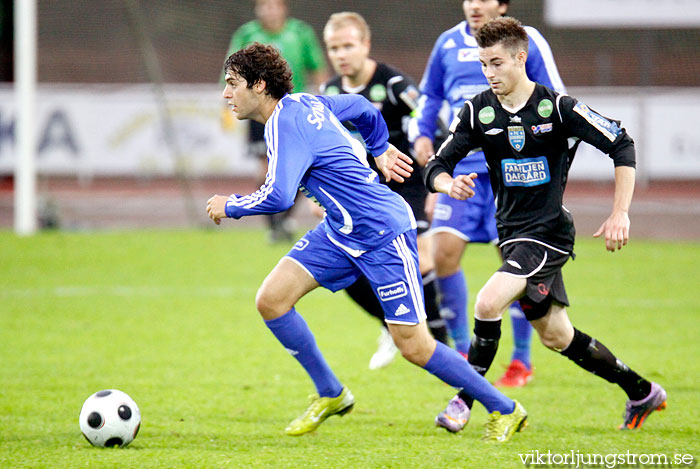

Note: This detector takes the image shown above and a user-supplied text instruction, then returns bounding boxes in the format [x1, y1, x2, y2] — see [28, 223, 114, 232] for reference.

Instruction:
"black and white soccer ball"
[79, 389, 141, 448]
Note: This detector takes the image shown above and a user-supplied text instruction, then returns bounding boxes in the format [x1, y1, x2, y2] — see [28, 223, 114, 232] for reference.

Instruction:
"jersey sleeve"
[387, 72, 420, 115]
[415, 36, 447, 140]
[558, 95, 636, 168]
[316, 94, 390, 156]
[224, 113, 313, 219]
[524, 26, 566, 94]
[423, 101, 479, 191]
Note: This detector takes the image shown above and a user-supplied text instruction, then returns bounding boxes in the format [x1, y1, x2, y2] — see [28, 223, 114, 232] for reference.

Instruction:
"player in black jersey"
[321, 12, 449, 369]
[425, 17, 667, 432]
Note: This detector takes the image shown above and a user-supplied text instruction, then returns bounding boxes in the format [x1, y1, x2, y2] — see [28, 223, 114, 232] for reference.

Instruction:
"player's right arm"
[593, 165, 635, 252]
[423, 102, 478, 196]
[221, 112, 313, 220]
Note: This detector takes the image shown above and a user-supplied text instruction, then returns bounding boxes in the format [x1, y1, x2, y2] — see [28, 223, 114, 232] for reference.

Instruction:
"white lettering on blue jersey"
[224, 93, 415, 253]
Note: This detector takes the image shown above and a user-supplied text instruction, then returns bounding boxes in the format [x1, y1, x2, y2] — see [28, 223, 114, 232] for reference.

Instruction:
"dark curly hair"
[475, 17, 528, 56]
[224, 42, 293, 100]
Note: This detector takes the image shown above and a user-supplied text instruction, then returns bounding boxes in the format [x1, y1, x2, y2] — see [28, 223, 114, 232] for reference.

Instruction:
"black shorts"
[389, 175, 429, 235]
[498, 240, 571, 320]
[249, 121, 267, 159]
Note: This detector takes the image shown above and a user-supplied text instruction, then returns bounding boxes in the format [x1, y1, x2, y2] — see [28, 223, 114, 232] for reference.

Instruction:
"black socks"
[561, 328, 652, 401]
[458, 318, 502, 407]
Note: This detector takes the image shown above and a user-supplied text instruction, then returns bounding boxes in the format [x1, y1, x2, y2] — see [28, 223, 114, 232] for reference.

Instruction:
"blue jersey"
[416, 21, 565, 174]
[225, 93, 416, 254]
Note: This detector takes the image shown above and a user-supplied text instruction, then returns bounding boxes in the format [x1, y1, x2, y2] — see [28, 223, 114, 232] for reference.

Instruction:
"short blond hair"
[324, 12, 371, 42]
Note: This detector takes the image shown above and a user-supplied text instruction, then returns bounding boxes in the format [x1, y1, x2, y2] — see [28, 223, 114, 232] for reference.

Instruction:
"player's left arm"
[593, 165, 635, 252]
[374, 144, 414, 183]
[558, 95, 637, 251]
[317, 94, 413, 183]
[318, 94, 387, 149]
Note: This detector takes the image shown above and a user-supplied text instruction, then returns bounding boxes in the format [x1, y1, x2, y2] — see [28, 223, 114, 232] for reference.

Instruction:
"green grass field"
[1, 229, 698, 468]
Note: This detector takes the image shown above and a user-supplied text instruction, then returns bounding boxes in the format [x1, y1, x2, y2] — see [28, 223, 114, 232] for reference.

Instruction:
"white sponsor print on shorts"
[433, 204, 452, 221]
[377, 281, 408, 302]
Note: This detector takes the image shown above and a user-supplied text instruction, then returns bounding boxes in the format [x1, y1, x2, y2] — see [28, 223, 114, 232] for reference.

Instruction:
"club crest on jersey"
[502, 156, 551, 187]
[508, 126, 526, 151]
[377, 281, 408, 302]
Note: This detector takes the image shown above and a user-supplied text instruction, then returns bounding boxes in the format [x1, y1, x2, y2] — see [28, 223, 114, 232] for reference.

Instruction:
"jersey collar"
[459, 21, 478, 47]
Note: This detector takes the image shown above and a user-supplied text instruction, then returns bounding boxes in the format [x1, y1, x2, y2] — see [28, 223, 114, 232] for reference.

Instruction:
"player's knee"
[538, 330, 569, 351]
[433, 247, 460, 275]
[474, 293, 501, 319]
[396, 340, 431, 366]
[255, 286, 284, 319]
[392, 327, 434, 366]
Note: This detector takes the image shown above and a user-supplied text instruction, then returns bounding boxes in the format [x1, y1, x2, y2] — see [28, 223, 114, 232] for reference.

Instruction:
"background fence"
[1, 0, 698, 232]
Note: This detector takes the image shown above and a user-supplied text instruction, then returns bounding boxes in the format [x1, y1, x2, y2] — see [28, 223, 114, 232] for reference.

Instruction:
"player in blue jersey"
[412, 0, 565, 412]
[207, 42, 527, 441]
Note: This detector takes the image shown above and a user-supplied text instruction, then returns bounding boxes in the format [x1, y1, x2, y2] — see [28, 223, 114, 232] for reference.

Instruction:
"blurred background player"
[321, 12, 448, 370]
[223, 0, 328, 242]
[412, 0, 565, 388]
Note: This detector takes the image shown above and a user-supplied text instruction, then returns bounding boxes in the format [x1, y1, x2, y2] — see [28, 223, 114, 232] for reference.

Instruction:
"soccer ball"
[79, 389, 141, 447]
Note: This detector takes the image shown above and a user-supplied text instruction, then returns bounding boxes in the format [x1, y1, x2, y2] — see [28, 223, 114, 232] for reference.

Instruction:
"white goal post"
[14, 0, 37, 235]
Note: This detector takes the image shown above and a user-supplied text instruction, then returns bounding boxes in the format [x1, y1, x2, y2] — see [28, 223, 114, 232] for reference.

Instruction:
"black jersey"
[322, 63, 423, 191]
[425, 84, 636, 252]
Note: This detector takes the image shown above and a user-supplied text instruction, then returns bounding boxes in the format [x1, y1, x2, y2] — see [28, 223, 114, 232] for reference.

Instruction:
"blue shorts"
[285, 225, 427, 325]
[430, 172, 498, 244]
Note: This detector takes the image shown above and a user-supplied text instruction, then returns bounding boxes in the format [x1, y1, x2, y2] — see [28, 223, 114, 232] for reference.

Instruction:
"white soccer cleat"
[369, 327, 398, 370]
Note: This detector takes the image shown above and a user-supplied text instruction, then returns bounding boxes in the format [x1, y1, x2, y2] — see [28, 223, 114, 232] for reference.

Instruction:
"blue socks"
[437, 270, 469, 354]
[509, 302, 532, 369]
[264, 308, 343, 398]
[424, 341, 514, 414]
